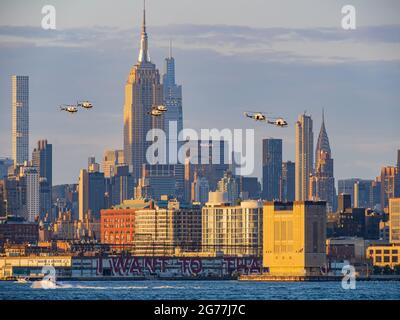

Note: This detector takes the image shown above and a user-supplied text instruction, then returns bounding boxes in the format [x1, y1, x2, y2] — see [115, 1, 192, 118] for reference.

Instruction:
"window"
[384, 256, 390, 263]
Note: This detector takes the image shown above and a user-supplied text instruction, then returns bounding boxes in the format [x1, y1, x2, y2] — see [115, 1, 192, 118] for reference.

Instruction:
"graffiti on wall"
[96, 255, 262, 276]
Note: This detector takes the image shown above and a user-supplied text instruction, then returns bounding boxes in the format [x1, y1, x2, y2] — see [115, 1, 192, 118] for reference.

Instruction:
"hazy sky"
[0, 0, 399, 185]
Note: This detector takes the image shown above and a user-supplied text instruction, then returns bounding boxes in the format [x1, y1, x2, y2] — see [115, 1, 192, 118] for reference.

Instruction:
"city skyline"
[1, 1, 400, 303]
[0, 0, 399, 187]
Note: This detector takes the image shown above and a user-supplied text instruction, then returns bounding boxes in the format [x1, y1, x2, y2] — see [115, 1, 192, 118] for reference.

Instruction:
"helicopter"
[148, 109, 163, 117]
[148, 105, 167, 116]
[60, 105, 78, 113]
[267, 118, 288, 128]
[244, 111, 288, 128]
[77, 100, 93, 109]
[244, 111, 267, 121]
[155, 105, 167, 112]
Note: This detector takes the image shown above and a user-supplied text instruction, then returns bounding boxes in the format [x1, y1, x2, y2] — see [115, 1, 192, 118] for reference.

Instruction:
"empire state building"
[123, 3, 164, 180]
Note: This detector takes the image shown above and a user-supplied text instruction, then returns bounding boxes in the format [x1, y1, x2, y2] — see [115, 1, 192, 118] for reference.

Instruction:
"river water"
[1, 280, 399, 300]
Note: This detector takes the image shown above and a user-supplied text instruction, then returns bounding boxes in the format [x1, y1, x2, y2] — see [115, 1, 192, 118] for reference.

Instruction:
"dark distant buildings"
[32, 140, 52, 218]
[237, 176, 261, 199]
[135, 164, 184, 200]
[281, 161, 295, 201]
[0, 216, 38, 247]
[0, 158, 13, 179]
[78, 160, 106, 221]
[333, 193, 384, 239]
[184, 140, 229, 202]
[163, 42, 183, 163]
[52, 184, 79, 219]
[32, 140, 52, 188]
[397, 149, 400, 168]
[380, 166, 400, 211]
[262, 138, 282, 201]
[105, 164, 134, 207]
[338, 178, 379, 209]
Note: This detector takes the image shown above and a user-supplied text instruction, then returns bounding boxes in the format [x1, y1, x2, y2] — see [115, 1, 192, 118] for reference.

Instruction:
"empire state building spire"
[138, 0, 150, 63]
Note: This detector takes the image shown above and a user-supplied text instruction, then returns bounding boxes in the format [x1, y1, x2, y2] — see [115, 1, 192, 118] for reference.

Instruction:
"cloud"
[1, 24, 400, 63]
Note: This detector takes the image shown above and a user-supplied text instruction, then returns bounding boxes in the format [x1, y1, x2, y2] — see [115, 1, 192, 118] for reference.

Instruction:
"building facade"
[263, 201, 326, 276]
[262, 138, 282, 201]
[309, 112, 336, 212]
[389, 198, 400, 244]
[281, 161, 295, 202]
[162, 42, 183, 163]
[380, 166, 400, 211]
[202, 192, 262, 256]
[32, 140, 52, 218]
[295, 114, 313, 201]
[12, 75, 29, 166]
[123, 5, 164, 181]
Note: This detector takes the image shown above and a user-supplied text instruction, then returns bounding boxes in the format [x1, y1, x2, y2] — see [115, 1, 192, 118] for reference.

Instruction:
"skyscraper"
[0, 158, 13, 180]
[295, 113, 313, 201]
[32, 140, 52, 217]
[262, 139, 282, 201]
[309, 112, 336, 212]
[78, 168, 105, 221]
[380, 166, 400, 211]
[163, 41, 183, 163]
[12, 75, 29, 165]
[102, 149, 124, 178]
[78, 169, 88, 221]
[191, 173, 210, 204]
[123, 3, 164, 181]
[24, 167, 39, 222]
[216, 171, 239, 204]
[389, 198, 400, 244]
[281, 161, 295, 202]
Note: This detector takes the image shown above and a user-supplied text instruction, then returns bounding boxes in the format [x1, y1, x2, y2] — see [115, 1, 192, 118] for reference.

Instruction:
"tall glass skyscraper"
[123, 3, 164, 181]
[12, 75, 29, 165]
[295, 113, 313, 201]
[162, 41, 183, 163]
[262, 138, 282, 201]
[281, 161, 295, 202]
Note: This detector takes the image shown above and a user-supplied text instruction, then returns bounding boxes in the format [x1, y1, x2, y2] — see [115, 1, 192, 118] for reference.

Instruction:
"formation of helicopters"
[59, 100, 288, 129]
[244, 111, 288, 128]
[60, 101, 93, 114]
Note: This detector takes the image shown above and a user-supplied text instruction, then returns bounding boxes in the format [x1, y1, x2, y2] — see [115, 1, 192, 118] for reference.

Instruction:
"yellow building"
[263, 201, 326, 276]
[389, 198, 400, 244]
[366, 245, 400, 269]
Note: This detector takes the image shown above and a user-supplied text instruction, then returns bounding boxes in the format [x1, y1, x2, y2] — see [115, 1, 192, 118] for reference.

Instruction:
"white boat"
[14, 277, 30, 284]
[31, 279, 61, 289]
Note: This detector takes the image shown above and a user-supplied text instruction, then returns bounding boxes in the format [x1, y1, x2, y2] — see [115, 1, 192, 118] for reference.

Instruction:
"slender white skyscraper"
[295, 113, 313, 201]
[12, 75, 29, 165]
